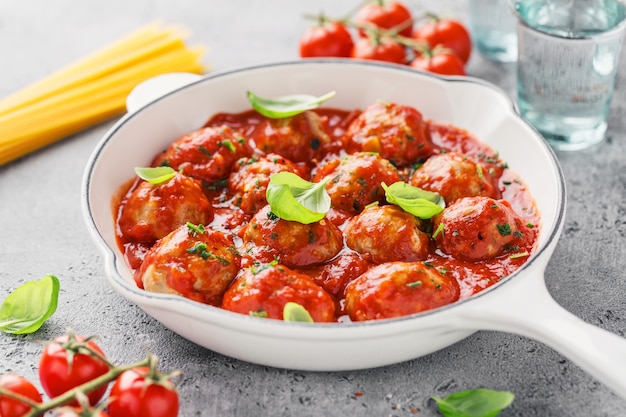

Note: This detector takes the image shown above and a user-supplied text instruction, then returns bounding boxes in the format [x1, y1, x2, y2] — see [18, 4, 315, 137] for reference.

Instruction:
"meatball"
[306, 252, 370, 298]
[345, 261, 460, 321]
[342, 102, 435, 167]
[344, 205, 430, 263]
[154, 125, 252, 184]
[135, 223, 241, 306]
[227, 153, 304, 214]
[241, 206, 344, 268]
[410, 152, 501, 205]
[118, 172, 213, 244]
[433, 196, 533, 261]
[222, 263, 337, 322]
[250, 111, 333, 164]
[312, 152, 402, 214]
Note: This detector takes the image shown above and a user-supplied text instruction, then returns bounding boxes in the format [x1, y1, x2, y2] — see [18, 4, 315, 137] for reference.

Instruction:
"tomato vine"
[299, 0, 472, 76]
[0, 331, 180, 417]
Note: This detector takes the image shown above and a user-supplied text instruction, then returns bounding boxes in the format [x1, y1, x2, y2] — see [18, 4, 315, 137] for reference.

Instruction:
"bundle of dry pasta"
[0, 22, 207, 166]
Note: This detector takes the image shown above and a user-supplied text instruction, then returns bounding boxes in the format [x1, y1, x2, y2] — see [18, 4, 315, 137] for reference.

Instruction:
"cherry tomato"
[107, 367, 179, 417]
[410, 49, 467, 76]
[39, 334, 110, 407]
[0, 374, 42, 417]
[412, 18, 472, 63]
[351, 36, 406, 64]
[299, 20, 354, 58]
[355, 0, 413, 37]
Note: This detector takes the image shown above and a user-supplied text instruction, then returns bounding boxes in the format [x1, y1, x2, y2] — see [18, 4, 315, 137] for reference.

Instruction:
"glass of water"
[469, 0, 518, 62]
[511, 0, 626, 151]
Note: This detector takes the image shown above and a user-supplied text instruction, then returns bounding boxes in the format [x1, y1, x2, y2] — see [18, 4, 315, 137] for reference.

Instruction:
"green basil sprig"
[266, 172, 331, 224]
[247, 90, 336, 119]
[433, 388, 515, 417]
[383, 181, 445, 219]
[0, 274, 60, 334]
[135, 166, 176, 184]
[283, 302, 313, 323]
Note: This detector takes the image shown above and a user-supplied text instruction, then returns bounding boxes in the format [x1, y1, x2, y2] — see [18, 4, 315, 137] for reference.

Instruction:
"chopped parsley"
[186, 222, 206, 237]
[432, 223, 445, 239]
[250, 260, 279, 275]
[496, 223, 512, 236]
[310, 138, 321, 150]
[199, 146, 212, 156]
[250, 310, 268, 318]
[476, 164, 484, 179]
[187, 242, 231, 265]
[219, 139, 237, 153]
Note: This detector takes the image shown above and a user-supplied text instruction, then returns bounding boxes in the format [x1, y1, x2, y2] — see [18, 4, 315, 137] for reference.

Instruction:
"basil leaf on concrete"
[0, 274, 60, 334]
[433, 389, 515, 417]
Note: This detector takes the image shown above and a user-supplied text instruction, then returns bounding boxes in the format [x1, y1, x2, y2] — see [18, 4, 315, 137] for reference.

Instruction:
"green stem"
[424, 11, 440, 22]
[301, 12, 431, 54]
[21, 355, 152, 417]
[56, 330, 117, 369]
[70, 336, 117, 369]
[387, 11, 429, 36]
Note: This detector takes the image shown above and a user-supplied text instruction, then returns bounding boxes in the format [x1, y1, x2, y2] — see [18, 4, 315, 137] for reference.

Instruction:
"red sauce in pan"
[114, 102, 540, 322]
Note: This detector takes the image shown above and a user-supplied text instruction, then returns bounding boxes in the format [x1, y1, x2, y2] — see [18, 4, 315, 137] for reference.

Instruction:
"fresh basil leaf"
[383, 181, 445, 219]
[134, 166, 176, 184]
[433, 389, 515, 417]
[266, 172, 331, 224]
[0, 274, 60, 334]
[247, 90, 336, 119]
[283, 302, 313, 323]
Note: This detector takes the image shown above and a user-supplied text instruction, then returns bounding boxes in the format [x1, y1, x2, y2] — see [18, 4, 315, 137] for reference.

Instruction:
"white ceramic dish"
[82, 60, 626, 398]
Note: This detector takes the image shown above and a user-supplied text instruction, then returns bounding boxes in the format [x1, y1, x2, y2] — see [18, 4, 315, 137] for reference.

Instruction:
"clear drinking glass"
[511, 0, 626, 151]
[469, 0, 518, 62]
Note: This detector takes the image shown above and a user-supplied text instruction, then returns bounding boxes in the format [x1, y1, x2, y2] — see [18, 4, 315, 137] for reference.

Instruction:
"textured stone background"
[0, 1, 625, 416]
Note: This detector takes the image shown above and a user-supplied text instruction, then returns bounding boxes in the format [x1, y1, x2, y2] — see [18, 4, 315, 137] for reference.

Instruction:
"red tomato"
[107, 367, 179, 417]
[299, 21, 354, 58]
[410, 50, 466, 76]
[412, 18, 472, 63]
[38, 334, 110, 407]
[351, 36, 406, 64]
[355, 0, 413, 37]
[0, 374, 42, 417]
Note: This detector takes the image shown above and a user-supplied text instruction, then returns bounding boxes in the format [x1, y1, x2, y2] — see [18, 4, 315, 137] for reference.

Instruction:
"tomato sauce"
[114, 102, 540, 322]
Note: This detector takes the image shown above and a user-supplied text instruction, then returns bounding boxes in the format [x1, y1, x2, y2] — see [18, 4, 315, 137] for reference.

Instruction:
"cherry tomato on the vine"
[39, 334, 110, 407]
[299, 20, 354, 58]
[107, 367, 179, 417]
[355, 0, 413, 37]
[412, 17, 472, 63]
[0, 374, 42, 417]
[351, 36, 407, 64]
[410, 48, 467, 76]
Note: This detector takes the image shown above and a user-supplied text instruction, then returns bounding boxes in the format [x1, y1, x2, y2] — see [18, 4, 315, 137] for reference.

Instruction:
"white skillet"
[81, 60, 626, 399]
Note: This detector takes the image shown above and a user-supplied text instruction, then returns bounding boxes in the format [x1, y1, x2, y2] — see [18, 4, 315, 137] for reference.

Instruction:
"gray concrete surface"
[1, 1, 625, 416]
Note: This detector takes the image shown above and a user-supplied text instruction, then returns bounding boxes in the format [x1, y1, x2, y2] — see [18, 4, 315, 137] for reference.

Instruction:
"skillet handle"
[125, 72, 202, 113]
[458, 268, 626, 399]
